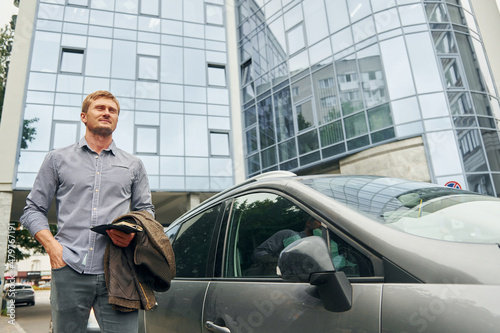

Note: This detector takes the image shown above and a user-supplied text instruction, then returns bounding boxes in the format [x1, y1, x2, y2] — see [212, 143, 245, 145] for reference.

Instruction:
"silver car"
[2, 283, 35, 306]
[140, 172, 500, 333]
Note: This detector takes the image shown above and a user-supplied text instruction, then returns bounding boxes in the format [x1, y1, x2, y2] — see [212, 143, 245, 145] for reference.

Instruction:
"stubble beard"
[90, 125, 113, 137]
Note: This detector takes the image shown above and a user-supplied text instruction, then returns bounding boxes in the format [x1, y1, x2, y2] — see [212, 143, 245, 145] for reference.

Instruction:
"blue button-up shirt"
[20, 138, 155, 274]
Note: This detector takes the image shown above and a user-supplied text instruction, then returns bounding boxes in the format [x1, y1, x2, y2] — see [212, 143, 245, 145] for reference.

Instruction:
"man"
[20, 90, 154, 333]
[250, 217, 321, 275]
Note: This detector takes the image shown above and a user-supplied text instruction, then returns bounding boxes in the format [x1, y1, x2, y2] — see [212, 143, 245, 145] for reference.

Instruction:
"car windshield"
[300, 176, 500, 244]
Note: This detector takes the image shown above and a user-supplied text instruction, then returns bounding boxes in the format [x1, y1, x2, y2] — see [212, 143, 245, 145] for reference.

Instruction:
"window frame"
[59, 48, 85, 74]
[134, 125, 159, 155]
[137, 55, 160, 81]
[169, 201, 228, 279]
[217, 189, 379, 281]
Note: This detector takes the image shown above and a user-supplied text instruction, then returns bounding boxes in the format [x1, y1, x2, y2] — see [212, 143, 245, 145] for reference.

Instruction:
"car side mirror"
[278, 236, 352, 312]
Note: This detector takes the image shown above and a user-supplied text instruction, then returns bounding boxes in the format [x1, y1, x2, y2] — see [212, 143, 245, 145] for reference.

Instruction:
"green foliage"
[0, 18, 15, 121]
[7, 222, 58, 262]
[21, 117, 39, 149]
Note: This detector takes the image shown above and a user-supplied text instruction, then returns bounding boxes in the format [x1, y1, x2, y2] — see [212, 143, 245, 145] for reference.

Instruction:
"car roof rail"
[175, 171, 297, 221]
[249, 170, 297, 181]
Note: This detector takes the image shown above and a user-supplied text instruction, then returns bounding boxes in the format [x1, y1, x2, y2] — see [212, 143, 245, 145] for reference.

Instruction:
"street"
[1, 290, 51, 333]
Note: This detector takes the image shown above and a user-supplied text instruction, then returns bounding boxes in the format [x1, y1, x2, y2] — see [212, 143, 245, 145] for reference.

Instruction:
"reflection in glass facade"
[17, 0, 233, 192]
[238, 0, 500, 197]
[10, 0, 500, 198]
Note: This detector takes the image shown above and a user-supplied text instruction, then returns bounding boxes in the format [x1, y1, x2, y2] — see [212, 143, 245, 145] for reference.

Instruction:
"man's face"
[81, 98, 119, 136]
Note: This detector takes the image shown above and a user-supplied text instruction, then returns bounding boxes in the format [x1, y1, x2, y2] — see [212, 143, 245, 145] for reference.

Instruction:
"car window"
[327, 229, 374, 277]
[224, 192, 319, 278]
[172, 204, 223, 278]
[224, 192, 375, 279]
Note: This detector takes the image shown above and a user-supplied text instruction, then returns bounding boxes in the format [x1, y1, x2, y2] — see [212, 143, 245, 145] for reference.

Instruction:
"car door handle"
[205, 321, 231, 333]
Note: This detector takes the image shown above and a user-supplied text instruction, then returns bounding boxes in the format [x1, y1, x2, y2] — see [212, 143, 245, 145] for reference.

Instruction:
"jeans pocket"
[51, 265, 68, 272]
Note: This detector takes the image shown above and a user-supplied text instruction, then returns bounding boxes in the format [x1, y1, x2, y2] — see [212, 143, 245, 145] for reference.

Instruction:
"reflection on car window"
[224, 192, 373, 279]
[328, 230, 373, 277]
[172, 204, 223, 278]
[225, 193, 313, 278]
[301, 176, 500, 244]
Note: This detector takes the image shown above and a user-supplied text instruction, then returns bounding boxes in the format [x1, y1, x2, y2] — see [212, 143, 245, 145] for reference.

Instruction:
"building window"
[136, 126, 159, 154]
[138, 55, 159, 81]
[210, 132, 230, 156]
[52, 122, 80, 150]
[206, 4, 224, 25]
[320, 96, 337, 108]
[60, 48, 84, 74]
[241, 60, 252, 85]
[67, 0, 88, 6]
[338, 73, 358, 83]
[287, 24, 305, 55]
[140, 0, 160, 16]
[207, 64, 226, 87]
[319, 78, 335, 89]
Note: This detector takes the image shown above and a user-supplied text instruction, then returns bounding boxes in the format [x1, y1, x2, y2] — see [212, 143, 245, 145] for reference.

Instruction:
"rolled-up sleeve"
[20, 152, 58, 237]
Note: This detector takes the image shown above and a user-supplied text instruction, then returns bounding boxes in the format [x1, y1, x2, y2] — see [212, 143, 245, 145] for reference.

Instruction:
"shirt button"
[95, 189, 99, 192]
[89, 247, 93, 251]
[95, 156, 98, 159]
[97, 172, 100, 175]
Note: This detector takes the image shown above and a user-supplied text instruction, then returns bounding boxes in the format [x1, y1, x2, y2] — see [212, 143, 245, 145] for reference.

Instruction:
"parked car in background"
[140, 171, 500, 333]
[2, 283, 35, 306]
[38, 282, 51, 289]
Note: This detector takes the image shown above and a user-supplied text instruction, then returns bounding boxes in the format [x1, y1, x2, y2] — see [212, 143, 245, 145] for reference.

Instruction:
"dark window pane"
[367, 103, 392, 132]
[274, 88, 294, 142]
[244, 106, 256, 128]
[172, 205, 222, 278]
[371, 127, 395, 144]
[467, 174, 494, 196]
[261, 146, 277, 169]
[280, 159, 298, 170]
[320, 121, 344, 147]
[300, 151, 321, 165]
[258, 96, 275, 148]
[298, 130, 319, 155]
[322, 143, 346, 158]
[344, 112, 368, 139]
[347, 135, 370, 150]
[457, 129, 488, 172]
[247, 154, 260, 175]
[481, 130, 500, 172]
[278, 138, 297, 161]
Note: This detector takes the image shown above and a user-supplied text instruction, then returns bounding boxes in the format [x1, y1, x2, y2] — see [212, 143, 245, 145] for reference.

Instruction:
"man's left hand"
[106, 229, 136, 247]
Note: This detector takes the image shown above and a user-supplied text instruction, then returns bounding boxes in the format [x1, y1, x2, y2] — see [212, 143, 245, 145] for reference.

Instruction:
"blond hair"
[81, 90, 120, 114]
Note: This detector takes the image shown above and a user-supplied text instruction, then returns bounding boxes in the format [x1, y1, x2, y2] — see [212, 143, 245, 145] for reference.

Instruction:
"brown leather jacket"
[103, 210, 176, 312]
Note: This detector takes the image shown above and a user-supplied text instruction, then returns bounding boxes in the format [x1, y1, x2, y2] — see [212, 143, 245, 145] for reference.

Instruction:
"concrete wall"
[0, 0, 36, 284]
[339, 136, 431, 183]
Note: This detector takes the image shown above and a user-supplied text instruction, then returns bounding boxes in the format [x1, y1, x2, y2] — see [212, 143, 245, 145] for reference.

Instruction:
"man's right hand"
[35, 229, 66, 269]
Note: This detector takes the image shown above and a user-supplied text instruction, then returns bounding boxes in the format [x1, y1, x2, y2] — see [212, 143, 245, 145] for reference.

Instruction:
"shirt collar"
[78, 137, 117, 156]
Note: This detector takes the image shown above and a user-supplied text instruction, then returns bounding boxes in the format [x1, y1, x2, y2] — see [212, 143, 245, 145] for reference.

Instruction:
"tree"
[0, 17, 15, 121]
[9, 222, 58, 261]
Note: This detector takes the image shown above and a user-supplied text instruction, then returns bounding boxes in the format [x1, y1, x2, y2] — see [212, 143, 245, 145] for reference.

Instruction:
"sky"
[0, 1, 18, 29]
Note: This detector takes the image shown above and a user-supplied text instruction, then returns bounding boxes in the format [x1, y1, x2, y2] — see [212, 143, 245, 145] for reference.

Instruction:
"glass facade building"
[237, 0, 500, 197]
[7, 0, 500, 200]
[16, 0, 234, 193]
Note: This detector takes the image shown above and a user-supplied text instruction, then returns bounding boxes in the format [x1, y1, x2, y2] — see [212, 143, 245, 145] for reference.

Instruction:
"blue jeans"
[51, 265, 138, 333]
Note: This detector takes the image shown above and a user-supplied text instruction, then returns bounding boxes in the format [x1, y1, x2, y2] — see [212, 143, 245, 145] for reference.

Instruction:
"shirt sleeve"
[131, 159, 155, 218]
[20, 152, 58, 237]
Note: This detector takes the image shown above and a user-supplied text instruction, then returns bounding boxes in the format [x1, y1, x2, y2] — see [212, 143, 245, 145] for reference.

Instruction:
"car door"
[202, 192, 383, 333]
[144, 203, 226, 333]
